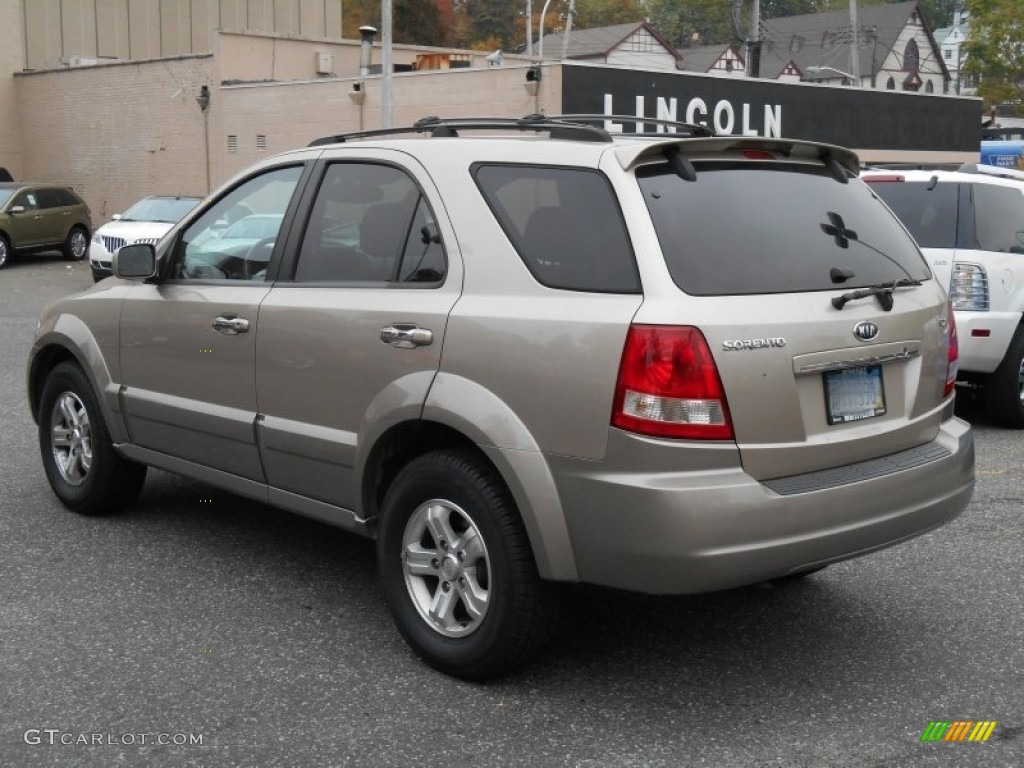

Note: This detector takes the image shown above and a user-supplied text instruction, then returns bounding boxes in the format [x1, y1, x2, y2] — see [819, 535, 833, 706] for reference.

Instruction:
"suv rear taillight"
[944, 303, 958, 399]
[950, 262, 989, 311]
[612, 325, 734, 440]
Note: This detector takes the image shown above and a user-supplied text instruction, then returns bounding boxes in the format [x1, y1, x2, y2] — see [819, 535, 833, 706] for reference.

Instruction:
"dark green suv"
[0, 182, 92, 269]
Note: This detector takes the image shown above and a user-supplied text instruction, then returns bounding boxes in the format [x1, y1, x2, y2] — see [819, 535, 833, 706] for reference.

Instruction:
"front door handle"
[380, 324, 432, 348]
[212, 315, 250, 335]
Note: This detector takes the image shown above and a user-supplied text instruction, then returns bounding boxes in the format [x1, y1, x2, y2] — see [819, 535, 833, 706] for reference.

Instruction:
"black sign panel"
[561, 64, 980, 152]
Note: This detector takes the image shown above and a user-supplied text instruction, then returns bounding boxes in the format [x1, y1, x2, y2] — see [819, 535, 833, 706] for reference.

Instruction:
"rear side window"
[638, 163, 930, 295]
[865, 180, 959, 248]
[474, 164, 640, 293]
[973, 184, 1024, 253]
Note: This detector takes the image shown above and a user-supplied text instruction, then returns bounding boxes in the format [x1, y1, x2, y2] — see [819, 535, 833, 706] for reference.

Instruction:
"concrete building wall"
[14, 55, 216, 220]
[0, 0, 25, 177]
[218, 65, 559, 180]
[18, 0, 345, 70]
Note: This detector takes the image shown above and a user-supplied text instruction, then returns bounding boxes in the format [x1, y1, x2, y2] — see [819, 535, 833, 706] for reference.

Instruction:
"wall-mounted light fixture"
[524, 66, 542, 96]
[196, 84, 211, 111]
[349, 81, 366, 105]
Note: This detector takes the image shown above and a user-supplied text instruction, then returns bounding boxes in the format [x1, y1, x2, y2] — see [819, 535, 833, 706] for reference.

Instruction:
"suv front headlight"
[949, 262, 989, 311]
[91, 233, 102, 244]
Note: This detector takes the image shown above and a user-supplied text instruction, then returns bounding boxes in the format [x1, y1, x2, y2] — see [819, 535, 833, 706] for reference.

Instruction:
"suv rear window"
[865, 180, 959, 248]
[474, 164, 640, 293]
[638, 163, 930, 295]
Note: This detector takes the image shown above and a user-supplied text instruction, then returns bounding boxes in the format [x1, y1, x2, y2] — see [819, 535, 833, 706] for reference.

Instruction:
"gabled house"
[676, 43, 745, 79]
[533, 21, 682, 71]
[758, 1, 950, 92]
[934, 9, 970, 94]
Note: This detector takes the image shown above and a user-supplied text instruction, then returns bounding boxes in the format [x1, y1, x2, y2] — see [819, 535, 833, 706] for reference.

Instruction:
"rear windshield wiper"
[831, 278, 923, 312]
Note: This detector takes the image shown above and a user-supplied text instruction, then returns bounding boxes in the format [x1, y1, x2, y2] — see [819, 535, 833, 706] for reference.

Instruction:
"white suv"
[863, 164, 1024, 426]
[89, 195, 203, 281]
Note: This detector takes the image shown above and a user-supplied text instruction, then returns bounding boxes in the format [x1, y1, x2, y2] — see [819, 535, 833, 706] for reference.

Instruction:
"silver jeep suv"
[28, 116, 974, 679]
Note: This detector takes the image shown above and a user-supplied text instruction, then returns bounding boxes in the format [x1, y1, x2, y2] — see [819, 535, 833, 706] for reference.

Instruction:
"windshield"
[121, 196, 202, 223]
[637, 162, 931, 296]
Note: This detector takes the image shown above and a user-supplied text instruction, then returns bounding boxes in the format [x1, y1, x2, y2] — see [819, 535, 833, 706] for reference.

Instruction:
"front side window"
[293, 163, 445, 284]
[474, 164, 640, 293]
[973, 184, 1024, 253]
[172, 165, 302, 281]
[638, 163, 930, 295]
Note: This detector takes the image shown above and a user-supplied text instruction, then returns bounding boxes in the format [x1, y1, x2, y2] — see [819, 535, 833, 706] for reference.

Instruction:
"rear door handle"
[380, 324, 432, 348]
[212, 315, 250, 335]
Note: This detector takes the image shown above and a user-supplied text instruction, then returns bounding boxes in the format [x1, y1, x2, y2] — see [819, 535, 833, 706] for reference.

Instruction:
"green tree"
[963, 0, 1024, 112]
[574, 0, 646, 28]
[394, 0, 447, 45]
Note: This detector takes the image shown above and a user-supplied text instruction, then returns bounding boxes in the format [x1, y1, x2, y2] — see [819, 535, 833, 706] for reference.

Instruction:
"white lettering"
[635, 95, 647, 132]
[23, 729, 40, 745]
[714, 100, 735, 134]
[742, 103, 758, 136]
[685, 97, 708, 127]
[603, 94, 623, 133]
[764, 104, 782, 138]
[656, 97, 678, 132]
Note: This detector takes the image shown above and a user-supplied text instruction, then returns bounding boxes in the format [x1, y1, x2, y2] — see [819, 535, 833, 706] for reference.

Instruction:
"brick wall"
[14, 55, 215, 222]
[0, 0, 24, 178]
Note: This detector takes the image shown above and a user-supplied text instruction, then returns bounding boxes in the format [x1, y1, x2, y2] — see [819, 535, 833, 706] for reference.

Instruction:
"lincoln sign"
[560, 64, 982, 164]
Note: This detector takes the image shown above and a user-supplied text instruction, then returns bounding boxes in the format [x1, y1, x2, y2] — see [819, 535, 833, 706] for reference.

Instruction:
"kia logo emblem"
[854, 321, 879, 342]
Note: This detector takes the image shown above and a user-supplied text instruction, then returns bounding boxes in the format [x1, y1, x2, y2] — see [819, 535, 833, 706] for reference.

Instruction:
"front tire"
[38, 361, 146, 515]
[63, 226, 89, 261]
[377, 450, 554, 680]
[983, 325, 1024, 428]
[0, 232, 10, 269]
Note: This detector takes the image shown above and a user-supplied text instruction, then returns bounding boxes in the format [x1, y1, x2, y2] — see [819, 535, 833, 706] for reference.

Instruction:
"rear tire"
[63, 226, 89, 261]
[0, 232, 10, 269]
[377, 450, 555, 680]
[983, 325, 1024, 429]
[38, 361, 146, 515]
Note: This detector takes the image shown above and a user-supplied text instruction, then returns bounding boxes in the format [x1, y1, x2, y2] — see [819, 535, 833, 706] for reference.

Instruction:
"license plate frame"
[823, 365, 887, 425]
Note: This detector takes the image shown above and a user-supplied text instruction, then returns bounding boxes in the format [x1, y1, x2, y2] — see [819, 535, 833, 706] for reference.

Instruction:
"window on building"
[904, 39, 920, 72]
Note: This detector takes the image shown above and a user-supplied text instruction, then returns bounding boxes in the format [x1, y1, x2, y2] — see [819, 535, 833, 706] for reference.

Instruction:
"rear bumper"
[549, 417, 974, 594]
[954, 310, 1021, 374]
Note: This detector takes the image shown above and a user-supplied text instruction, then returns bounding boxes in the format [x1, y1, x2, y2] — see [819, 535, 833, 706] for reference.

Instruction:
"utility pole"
[527, 1, 533, 57]
[747, 0, 761, 78]
[849, 0, 861, 86]
[560, 0, 575, 60]
[382, 0, 392, 128]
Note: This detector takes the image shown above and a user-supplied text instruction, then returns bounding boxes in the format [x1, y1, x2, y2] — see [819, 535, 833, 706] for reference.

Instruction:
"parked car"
[89, 195, 203, 281]
[28, 116, 974, 680]
[0, 182, 91, 269]
[862, 163, 1024, 427]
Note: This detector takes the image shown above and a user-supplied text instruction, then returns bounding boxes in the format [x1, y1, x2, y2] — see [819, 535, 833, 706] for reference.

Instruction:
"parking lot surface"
[2, 255, 1021, 767]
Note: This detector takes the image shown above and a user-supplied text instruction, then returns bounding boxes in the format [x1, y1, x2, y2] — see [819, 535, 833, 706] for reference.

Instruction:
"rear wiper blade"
[831, 278, 923, 312]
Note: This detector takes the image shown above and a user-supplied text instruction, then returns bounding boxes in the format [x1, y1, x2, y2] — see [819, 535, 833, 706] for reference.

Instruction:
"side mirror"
[8, 205, 25, 214]
[114, 243, 157, 280]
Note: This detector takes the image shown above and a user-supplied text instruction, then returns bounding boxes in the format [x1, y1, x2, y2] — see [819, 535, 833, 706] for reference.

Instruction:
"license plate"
[823, 365, 886, 425]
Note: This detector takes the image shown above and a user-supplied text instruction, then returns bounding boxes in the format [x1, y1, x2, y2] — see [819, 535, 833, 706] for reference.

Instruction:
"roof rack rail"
[547, 114, 716, 138]
[308, 114, 612, 147]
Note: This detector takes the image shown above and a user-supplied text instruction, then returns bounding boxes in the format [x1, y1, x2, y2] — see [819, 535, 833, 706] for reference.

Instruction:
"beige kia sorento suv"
[28, 115, 974, 680]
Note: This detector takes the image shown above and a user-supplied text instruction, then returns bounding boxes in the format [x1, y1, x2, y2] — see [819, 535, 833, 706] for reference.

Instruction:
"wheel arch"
[361, 374, 579, 582]
[28, 323, 127, 443]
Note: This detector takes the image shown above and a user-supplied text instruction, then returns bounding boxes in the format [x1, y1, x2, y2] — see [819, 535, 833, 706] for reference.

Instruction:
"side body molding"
[421, 372, 578, 582]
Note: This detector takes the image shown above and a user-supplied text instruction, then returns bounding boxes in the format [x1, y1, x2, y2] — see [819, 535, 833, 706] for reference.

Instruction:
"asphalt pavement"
[1, 254, 1021, 767]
